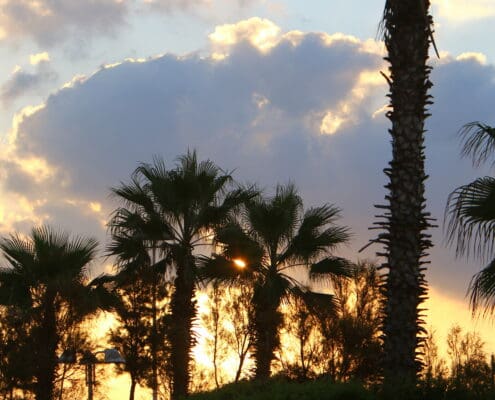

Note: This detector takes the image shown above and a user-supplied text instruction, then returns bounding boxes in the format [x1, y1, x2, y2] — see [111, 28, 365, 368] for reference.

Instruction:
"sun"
[233, 258, 247, 269]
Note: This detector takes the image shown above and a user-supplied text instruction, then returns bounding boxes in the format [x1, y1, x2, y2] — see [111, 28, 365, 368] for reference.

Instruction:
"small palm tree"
[203, 184, 351, 380]
[445, 122, 495, 314]
[110, 151, 254, 399]
[0, 226, 108, 400]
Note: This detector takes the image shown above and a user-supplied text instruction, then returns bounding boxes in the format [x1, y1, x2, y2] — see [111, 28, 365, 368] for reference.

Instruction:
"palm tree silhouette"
[203, 183, 351, 380]
[0, 226, 110, 400]
[446, 122, 495, 314]
[109, 150, 255, 399]
[375, 0, 436, 386]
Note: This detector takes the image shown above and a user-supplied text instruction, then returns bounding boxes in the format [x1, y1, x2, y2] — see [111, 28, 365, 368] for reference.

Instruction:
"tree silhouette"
[203, 184, 351, 380]
[372, 0, 436, 387]
[0, 226, 111, 400]
[445, 122, 495, 315]
[110, 150, 255, 399]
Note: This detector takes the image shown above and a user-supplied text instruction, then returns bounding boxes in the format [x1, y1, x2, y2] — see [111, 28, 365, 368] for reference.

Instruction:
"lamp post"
[58, 348, 125, 400]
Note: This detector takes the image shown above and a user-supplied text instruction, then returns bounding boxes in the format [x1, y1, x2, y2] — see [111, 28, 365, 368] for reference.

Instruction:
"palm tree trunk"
[170, 254, 196, 400]
[378, 0, 434, 386]
[253, 286, 282, 380]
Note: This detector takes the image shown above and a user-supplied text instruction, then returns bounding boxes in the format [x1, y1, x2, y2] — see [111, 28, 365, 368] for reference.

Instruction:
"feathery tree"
[110, 151, 254, 399]
[0, 306, 36, 398]
[445, 122, 495, 314]
[320, 262, 382, 382]
[0, 226, 110, 400]
[107, 196, 172, 400]
[203, 184, 351, 380]
[371, 0, 436, 386]
[96, 268, 171, 400]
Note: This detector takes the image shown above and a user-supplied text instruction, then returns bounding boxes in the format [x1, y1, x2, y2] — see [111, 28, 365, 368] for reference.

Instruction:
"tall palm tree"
[203, 184, 351, 380]
[373, 0, 436, 385]
[445, 122, 495, 314]
[0, 226, 108, 400]
[110, 150, 254, 399]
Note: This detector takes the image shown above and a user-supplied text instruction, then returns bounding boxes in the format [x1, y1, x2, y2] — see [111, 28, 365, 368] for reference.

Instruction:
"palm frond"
[197, 185, 258, 230]
[246, 183, 301, 252]
[0, 225, 100, 314]
[0, 233, 35, 275]
[214, 222, 265, 266]
[110, 177, 155, 213]
[469, 258, 495, 316]
[460, 122, 495, 167]
[197, 255, 254, 286]
[309, 257, 354, 284]
[445, 176, 495, 260]
[280, 204, 350, 263]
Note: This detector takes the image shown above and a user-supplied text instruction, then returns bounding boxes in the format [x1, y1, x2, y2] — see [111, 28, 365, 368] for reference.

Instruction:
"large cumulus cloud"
[2, 18, 494, 296]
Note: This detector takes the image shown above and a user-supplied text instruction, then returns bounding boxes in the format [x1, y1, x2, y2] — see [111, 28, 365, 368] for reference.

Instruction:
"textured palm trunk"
[170, 253, 196, 400]
[253, 286, 282, 380]
[377, 0, 434, 386]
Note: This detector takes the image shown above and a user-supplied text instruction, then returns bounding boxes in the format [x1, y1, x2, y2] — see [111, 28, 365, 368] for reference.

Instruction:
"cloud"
[30, 51, 50, 65]
[141, 0, 211, 12]
[0, 0, 129, 47]
[0, 55, 57, 106]
[1, 19, 494, 300]
[432, 0, 495, 22]
[209, 17, 282, 54]
[0, 0, 260, 47]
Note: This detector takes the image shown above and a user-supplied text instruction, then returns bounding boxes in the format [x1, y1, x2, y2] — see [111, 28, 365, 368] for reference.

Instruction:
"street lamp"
[58, 348, 125, 400]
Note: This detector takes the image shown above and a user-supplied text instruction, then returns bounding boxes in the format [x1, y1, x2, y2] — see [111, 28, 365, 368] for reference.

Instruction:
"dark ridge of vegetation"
[188, 378, 373, 400]
[188, 377, 495, 400]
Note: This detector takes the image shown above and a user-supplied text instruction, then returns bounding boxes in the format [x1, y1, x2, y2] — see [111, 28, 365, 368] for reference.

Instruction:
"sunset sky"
[1, 0, 495, 393]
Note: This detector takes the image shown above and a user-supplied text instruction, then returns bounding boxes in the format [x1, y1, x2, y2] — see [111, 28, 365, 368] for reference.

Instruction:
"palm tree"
[445, 122, 495, 314]
[373, 0, 436, 385]
[203, 184, 351, 380]
[0, 226, 108, 400]
[110, 150, 254, 399]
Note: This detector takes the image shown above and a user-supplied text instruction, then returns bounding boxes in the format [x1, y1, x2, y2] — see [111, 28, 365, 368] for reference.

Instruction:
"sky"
[1, 0, 495, 396]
